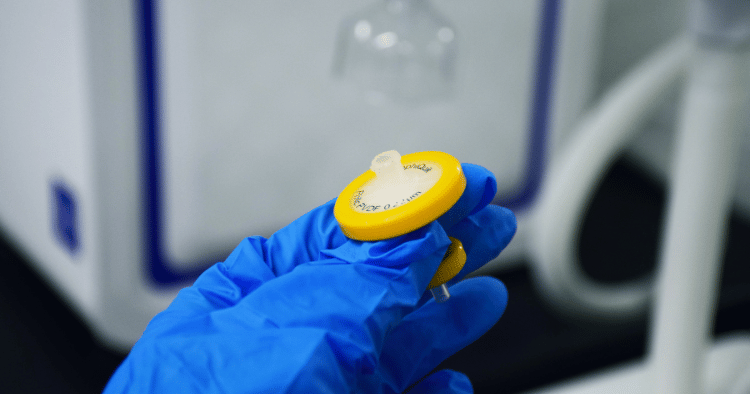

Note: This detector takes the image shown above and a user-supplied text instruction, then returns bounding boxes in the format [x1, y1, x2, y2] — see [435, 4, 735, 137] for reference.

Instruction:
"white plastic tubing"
[529, 36, 691, 319]
[649, 32, 750, 394]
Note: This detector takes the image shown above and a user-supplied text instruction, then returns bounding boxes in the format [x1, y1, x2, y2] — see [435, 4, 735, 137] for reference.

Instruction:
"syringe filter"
[334, 150, 467, 302]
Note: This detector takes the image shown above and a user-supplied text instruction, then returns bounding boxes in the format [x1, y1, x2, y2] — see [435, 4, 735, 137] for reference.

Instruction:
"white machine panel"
[0, 0, 632, 349]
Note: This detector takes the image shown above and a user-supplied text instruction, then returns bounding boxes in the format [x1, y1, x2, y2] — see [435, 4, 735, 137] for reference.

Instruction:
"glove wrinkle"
[321, 222, 450, 269]
[209, 237, 275, 295]
[263, 199, 348, 277]
[195, 282, 241, 311]
[237, 262, 423, 360]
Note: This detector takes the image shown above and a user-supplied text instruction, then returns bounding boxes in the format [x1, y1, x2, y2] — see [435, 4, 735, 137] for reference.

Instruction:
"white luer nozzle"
[370, 150, 407, 182]
[365, 150, 414, 207]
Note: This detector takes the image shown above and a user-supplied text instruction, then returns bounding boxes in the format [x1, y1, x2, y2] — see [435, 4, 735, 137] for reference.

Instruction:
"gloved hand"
[104, 163, 516, 394]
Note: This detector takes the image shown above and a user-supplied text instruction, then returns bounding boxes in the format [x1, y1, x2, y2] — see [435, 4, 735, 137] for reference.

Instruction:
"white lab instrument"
[526, 0, 750, 393]
[529, 36, 691, 318]
[0, 0, 606, 349]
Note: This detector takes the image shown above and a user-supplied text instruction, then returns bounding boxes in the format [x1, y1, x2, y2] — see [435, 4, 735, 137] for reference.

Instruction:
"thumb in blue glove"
[104, 163, 516, 394]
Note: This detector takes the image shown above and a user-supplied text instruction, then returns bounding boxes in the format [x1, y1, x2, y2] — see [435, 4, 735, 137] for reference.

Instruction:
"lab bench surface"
[0, 158, 749, 394]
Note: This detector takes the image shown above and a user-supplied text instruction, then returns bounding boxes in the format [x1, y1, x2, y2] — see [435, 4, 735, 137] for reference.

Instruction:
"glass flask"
[332, 0, 458, 104]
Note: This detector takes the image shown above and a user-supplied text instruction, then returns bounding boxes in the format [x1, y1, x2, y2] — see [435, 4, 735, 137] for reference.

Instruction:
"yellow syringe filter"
[334, 150, 466, 241]
[427, 237, 466, 290]
[335, 150, 468, 303]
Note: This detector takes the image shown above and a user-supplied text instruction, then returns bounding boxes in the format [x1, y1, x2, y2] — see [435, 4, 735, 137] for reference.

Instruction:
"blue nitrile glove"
[104, 163, 516, 394]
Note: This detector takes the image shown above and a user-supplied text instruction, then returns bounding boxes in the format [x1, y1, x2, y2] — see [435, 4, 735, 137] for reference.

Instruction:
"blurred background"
[1, 0, 749, 393]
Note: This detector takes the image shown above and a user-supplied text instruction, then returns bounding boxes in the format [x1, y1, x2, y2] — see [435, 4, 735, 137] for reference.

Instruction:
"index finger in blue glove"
[262, 162, 498, 278]
[161, 218, 452, 321]
[214, 161, 496, 288]
[162, 162, 507, 317]
[438, 163, 498, 230]
[438, 163, 517, 283]
[446, 205, 517, 286]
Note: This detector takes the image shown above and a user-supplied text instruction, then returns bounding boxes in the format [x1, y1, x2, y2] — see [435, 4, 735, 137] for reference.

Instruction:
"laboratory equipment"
[530, 36, 690, 318]
[0, 0, 605, 350]
[525, 0, 750, 392]
[334, 150, 468, 301]
[332, 0, 458, 103]
[0, 0, 713, 354]
[649, 0, 750, 392]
